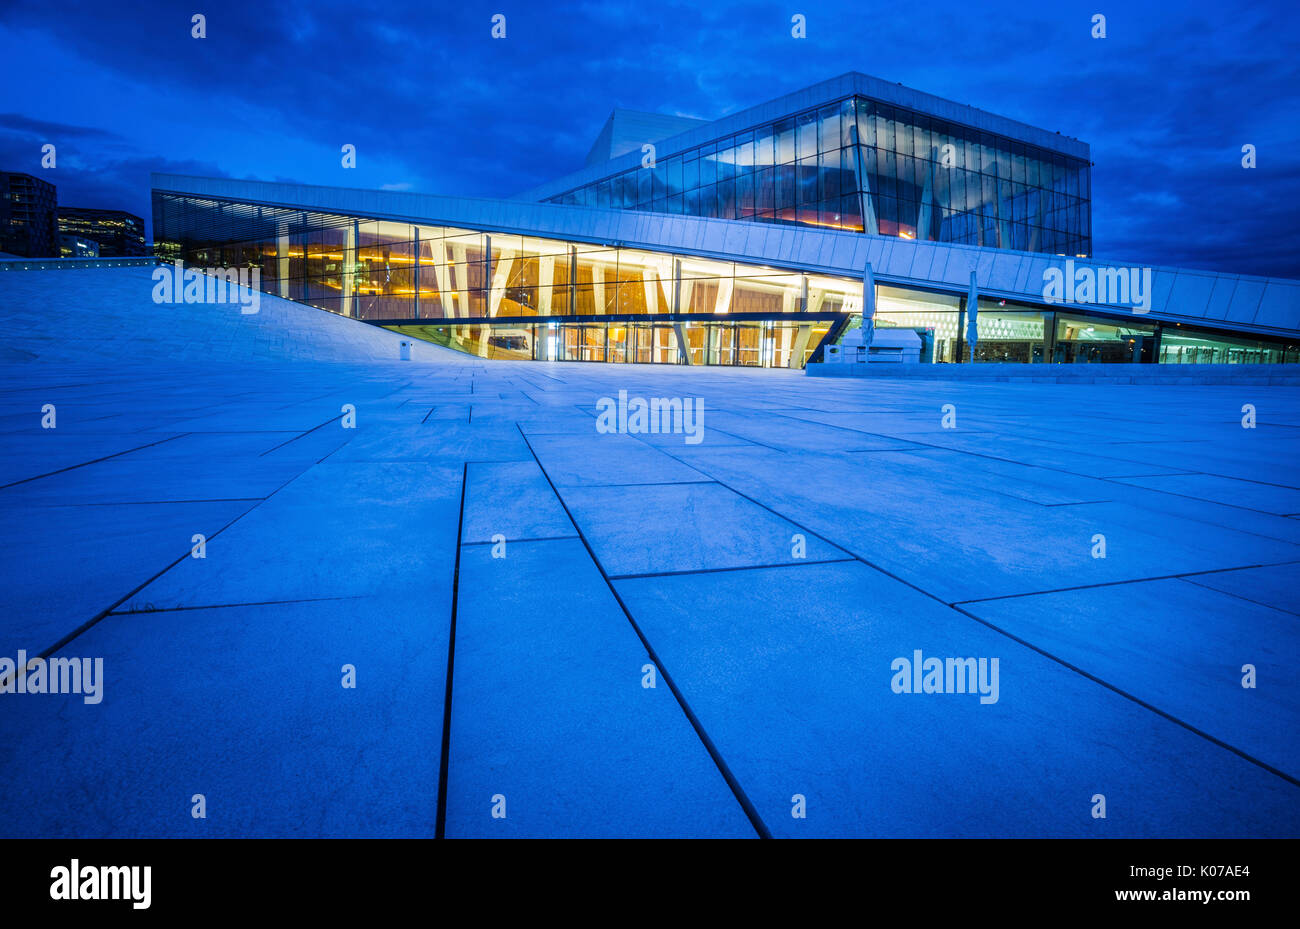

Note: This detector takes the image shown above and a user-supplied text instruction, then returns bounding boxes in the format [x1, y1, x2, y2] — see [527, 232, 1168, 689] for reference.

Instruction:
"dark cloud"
[0, 120, 227, 223]
[0, 114, 118, 140]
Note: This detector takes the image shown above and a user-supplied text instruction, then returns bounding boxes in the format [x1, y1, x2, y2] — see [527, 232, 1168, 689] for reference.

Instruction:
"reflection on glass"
[546, 94, 1092, 254]
[151, 192, 1296, 369]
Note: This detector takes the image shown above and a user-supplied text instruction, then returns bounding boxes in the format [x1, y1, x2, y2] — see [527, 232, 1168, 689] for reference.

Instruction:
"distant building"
[0, 172, 58, 258]
[58, 233, 99, 258]
[57, 207, 147, 257]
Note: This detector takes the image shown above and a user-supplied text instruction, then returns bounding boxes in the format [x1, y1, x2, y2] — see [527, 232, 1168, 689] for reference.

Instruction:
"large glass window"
[1054, 314, 1155, 364]
[153, 191, 1290, 371]
[871, 285, 961, 363]
[1159, 325, 1299, 364]
[969, 302, 1049, 363]
[543, 94, 1093, 255]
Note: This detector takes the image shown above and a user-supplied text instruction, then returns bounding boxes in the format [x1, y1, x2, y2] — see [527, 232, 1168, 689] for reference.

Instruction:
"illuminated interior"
[544, 95, 1093, 256]
[151, 192, 1299, 367]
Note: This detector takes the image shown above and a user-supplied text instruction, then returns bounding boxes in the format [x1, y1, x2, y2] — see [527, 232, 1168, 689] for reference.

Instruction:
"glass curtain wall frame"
[151, 192, 1297, 368]
[1157, 323, 1300, 365]
[385, 319, 833, 368]
[150, 192, 872, 325]
[543, 95, 1092, 256]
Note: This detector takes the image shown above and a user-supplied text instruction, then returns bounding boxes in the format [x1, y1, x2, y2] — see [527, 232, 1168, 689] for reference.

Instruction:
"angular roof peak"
[583, 108, 709, 167]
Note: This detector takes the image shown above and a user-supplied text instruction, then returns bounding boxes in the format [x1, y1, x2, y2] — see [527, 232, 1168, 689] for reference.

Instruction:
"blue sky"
[1, 0, 1296, 276]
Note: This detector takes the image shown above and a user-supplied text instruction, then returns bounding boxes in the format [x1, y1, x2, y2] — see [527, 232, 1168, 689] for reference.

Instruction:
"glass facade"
[152, 192, 855, 367]
[389, 320, 832, 367]
[842, 287, 1299, 365]
[873, 285, 963, 363]
[1154, 324, 1298, 364]
[544, 96, 1092, 256]
[152, 191, 1297, 368]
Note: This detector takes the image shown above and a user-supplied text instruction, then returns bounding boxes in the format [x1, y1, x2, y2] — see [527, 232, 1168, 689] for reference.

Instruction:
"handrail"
[0, 256, 163, 272]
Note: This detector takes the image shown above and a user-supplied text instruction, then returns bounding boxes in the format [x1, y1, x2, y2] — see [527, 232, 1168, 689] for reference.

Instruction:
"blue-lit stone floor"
[1, 268, 1297, 837]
